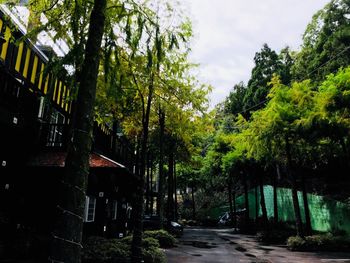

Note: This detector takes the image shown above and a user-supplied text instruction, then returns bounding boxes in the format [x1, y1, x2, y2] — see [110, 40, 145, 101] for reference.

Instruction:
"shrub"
[257, 222, 295, 244]
[144, 230, 176, 248]
[121, 235, 160, 248]
[82, 236, 166, 263]
[82, 236, 129, 263]
[287, 236, 306, 251]
[287, 233, 350, 252]
[257, 230, 287, 244]
[142, 237, 166, 263]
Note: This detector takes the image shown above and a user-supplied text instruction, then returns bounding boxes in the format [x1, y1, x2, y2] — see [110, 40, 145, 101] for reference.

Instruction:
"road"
[165, 227, 350, 263]
[165, 227, 249, 263]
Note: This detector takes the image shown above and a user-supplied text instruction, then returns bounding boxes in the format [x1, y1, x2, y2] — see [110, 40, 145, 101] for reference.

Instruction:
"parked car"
[143, 215, 183, 237]
[168, 221, 183, 237]
[218, 209, 246, 226]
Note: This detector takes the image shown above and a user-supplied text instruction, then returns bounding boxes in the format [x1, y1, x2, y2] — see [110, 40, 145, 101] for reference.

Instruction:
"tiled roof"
[27, 151, 125, 169]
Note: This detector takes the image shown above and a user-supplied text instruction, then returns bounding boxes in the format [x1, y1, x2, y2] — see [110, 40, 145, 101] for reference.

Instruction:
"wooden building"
[0, 6, 136, 261]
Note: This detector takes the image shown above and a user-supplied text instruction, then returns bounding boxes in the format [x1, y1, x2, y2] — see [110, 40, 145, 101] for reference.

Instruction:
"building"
[0, 5, 137, 261]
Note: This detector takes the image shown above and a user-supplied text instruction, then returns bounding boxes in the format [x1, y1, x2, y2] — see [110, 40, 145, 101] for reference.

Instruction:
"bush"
[287, 233, 350, 252]
[82, 236, 166, 263]
[142, 237, 166, 263]
[82, 236, 130, 263]
[287, 236, 306, 251]
[144, 230, 176, 248]
[257, 222, 295, 244]
[257, 230, 288, 244]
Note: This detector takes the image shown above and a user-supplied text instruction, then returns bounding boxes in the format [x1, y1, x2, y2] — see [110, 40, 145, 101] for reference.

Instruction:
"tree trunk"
[233, 190, 237, 229]
[49, 1, 106, 262]
[145, 151, 150, 215]
[191, 185, 196, 220]
[157, 108, 165, 228]
[131, 74, 155, 262]
[167, 150, 174, 222]
[340, 137, 350, 168]
[273, 164, 279, 224]
[301, 173, 312, 235]
[174, 159, 178, 221]
[285, 136, 303, 237]
[228, 174, 234, 227]
[255, 185, 259, 221]
[243, 171, 250, 224]
[134, 138, 140, 177]
[150, 154, 154, 215]
[259, 174, 268, 229]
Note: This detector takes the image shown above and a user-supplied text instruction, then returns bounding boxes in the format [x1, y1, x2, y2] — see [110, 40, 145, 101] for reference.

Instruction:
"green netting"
[213, 185, 350, 235]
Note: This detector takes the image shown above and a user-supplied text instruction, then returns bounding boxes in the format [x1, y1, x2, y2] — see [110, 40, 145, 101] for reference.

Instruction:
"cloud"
[183, 0, 329, 108]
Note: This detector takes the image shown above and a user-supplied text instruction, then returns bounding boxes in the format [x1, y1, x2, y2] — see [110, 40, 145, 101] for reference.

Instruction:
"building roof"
[27, 151, 125, 169]
[0, 4, 69, 60]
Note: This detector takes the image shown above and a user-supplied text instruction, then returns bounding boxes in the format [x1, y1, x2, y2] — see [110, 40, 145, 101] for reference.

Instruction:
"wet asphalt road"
[165, 227, 252, 263]
[165, 227, 350, 263]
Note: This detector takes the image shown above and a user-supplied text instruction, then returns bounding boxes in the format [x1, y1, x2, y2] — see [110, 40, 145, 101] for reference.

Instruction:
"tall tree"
[224, 82, 247, 116]
[293, 0, 350, 81]
[49, 0, 106, 262]
[243, 43, 282, 115]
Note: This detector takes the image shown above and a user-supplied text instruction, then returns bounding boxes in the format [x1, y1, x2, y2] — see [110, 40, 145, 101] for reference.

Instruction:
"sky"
[182, 0, 330, 109]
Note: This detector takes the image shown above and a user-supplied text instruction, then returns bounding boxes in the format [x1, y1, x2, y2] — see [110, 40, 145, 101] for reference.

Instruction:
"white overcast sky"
[182, 0, 330, 108]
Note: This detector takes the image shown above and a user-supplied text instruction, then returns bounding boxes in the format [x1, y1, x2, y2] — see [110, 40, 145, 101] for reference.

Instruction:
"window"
[47, 109, 65, 147]
[84, 196, 96, 222]
[111, 200, 117, 220]
[38, 96, 45, 119]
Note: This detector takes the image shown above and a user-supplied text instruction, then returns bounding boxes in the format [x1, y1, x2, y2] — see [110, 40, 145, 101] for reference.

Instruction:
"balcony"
[36, 122, 134, 171]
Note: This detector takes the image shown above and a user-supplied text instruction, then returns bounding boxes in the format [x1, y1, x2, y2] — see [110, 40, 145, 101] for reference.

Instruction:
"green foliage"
[257, 222, 296, 244]
[82, 236, 166, 263]
[287, 234, 350, 251]
[287, 235, 306, 250]
[193, 189, 228, 223]
[243, 44, 285, 114]
[122, 236, 166, 263]
[82, 236, 130, 263]
[144, 230, 176, 248]
[293, 0, 350, 81]
[222, 44, 293, 119]
[224, 82, 247, 116]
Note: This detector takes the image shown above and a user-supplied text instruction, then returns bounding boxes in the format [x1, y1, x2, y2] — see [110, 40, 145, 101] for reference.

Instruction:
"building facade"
[0, 7, 136, 261]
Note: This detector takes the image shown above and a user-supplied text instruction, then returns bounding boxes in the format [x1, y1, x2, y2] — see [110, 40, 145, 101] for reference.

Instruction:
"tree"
[49, 1, 107, 262]
[108, 3, 203, 260]
[293, 0, 350, 81]
[243, 76, 318, 236]
[243, 43, 282, 115]
[224, 82, 247, 116]
[279, 46, 294, 85]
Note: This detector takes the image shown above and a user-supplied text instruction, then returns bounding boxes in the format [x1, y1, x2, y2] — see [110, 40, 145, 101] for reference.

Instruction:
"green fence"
[211, 185, 350, 235]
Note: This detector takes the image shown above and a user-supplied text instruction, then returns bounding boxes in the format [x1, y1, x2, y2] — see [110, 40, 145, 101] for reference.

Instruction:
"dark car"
[167, 221, 183, 237]
[143, 215, 183, 237]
